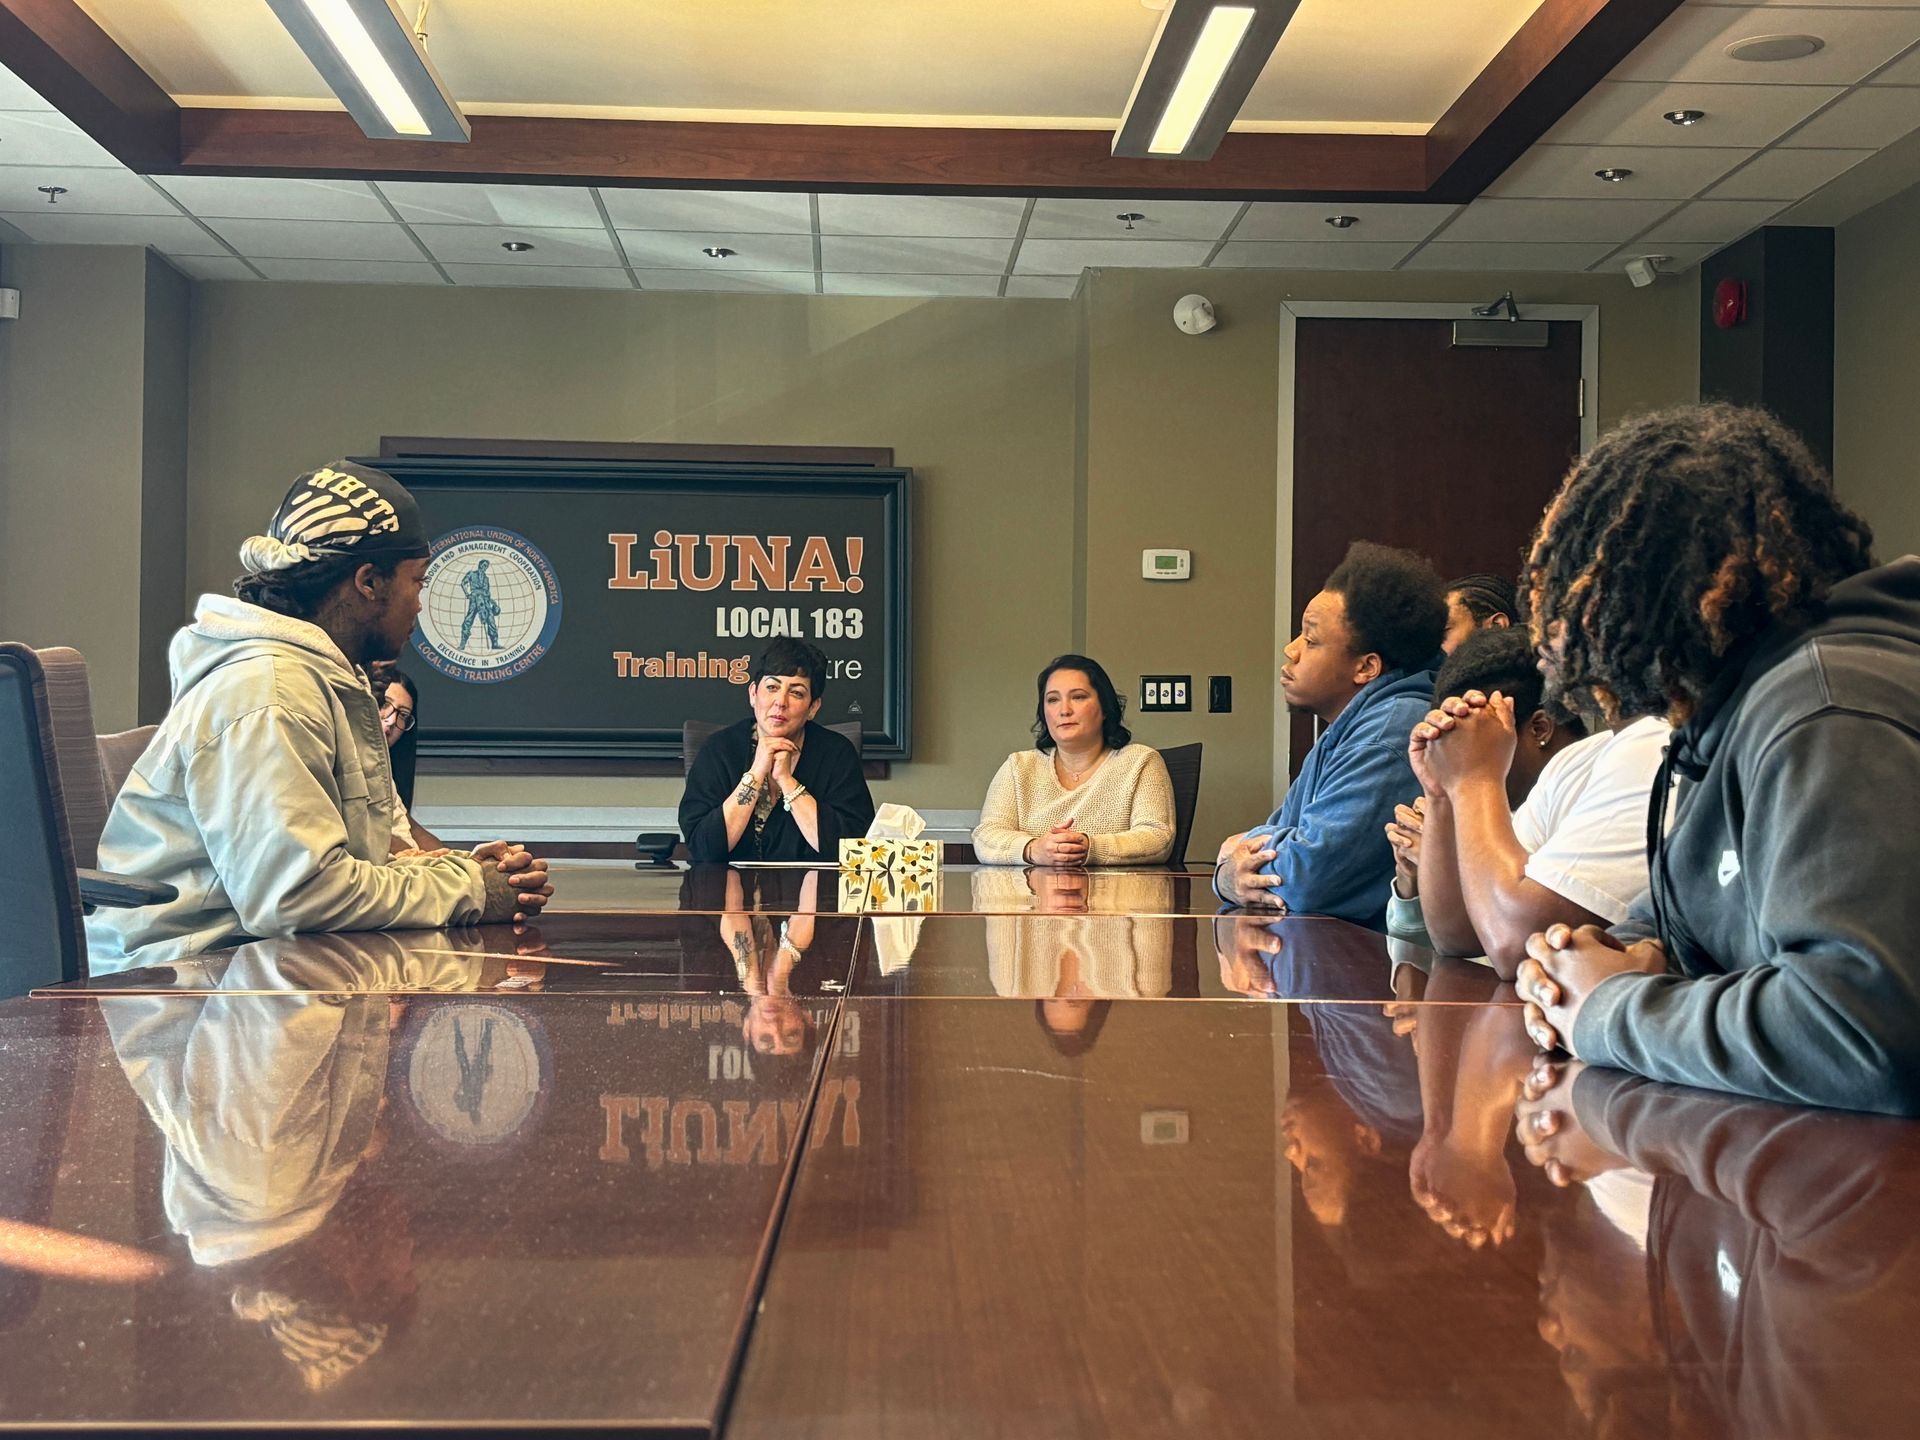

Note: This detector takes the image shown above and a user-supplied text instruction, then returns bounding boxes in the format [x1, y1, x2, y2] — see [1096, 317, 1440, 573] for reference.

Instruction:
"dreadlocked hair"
[234, 554, 399, 621]
[1445, 572, 1520, 626]
[1524, 403, 1874, 724]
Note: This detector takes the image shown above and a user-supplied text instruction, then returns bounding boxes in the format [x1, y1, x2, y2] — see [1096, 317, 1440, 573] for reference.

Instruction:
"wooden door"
[1288, 317, 1583, 773]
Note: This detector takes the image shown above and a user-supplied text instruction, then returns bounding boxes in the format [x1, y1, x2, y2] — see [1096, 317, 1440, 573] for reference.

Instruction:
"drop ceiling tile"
[160, 254, 259, 281]
[817, 194, 1028, 237]
[819, 235, 1010, 274]
[600, 188, 812, 233]
[1004, 275, 1081, 299]
[0, 112, 117, 166]
[1873, 46, 1920, 86]
[442, 264, 632, 288]
[1638, 198, 1787, 244]
[820, 273, 1003, 296]
[1015, 238, 1214, 272]
[1706, 147, 1871, 198]
[0, 167, 174, 216]
[1607, 242, 1723, 274]
[1542, 80, 1843, 148]
[1438, 197, 1682, 243]
[1401, 242, 1619, 272]
[631, 269, 817, 293]
[253, 259, 446, 284]
[1025, 198, 1239, 241]
[155, 176, 388, 221]
[412, 223, 620, 265]
[0, 63, 54, 110]
[377, 182, 602, 227]
[0, 210, 227, 253]
[1611, 5, 1920, 86]
[207, 217, 422, 261]
[1488, 144, 1751, 199]
[1234, 202, 1455, 243]
[616, 230, 816, 271]
[1211, 240, 1418, 270]
[1784, 86, 1920, 147]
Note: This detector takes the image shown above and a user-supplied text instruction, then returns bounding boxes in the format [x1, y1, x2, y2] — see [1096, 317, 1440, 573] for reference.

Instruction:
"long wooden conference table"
[3, 861, 1916, 1436]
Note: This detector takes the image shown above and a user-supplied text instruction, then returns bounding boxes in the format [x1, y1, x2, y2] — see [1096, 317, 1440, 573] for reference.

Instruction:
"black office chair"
[1157, 743, 1203, 865]
[0, 643, 174, 996]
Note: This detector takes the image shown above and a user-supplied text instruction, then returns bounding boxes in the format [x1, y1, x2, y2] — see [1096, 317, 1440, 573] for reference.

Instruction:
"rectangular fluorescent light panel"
[266, 0, 471, 143]
[1150, 6, 1255, 155]
[1113, 0, 1301, 161]
[302, 0, 430, 135]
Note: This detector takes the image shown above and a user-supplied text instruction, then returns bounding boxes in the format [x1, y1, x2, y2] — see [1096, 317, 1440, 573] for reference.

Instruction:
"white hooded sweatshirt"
[87, 595, 487, 971]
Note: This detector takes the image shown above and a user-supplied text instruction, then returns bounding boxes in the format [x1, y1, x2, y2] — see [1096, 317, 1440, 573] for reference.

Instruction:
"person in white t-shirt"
[1397, 628, 1670, 977]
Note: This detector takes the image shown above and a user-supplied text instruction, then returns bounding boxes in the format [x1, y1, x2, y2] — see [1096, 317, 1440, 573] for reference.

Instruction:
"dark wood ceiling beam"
[4, 0, 1689, 204]
[1425, 0, 1687, 199]
[172, 109, 1432, 201]
[0, 0, 178, 171]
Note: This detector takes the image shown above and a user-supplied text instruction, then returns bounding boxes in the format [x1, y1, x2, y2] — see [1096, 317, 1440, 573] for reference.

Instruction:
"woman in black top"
[677, 640, 876, 863]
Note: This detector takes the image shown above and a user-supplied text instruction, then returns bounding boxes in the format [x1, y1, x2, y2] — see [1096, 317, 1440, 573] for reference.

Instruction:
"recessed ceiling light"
[500, 240, 534, 253]
[1664, 109, 1705, 127]
[1594, 167, 1634, 183]
[702, 246, 736, 260]
[1325, 214, 1358, 229]
[1725, 34, 1824, 64]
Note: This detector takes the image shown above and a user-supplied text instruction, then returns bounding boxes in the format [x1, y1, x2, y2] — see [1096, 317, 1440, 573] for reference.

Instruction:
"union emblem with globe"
[413, 527, 563, 683]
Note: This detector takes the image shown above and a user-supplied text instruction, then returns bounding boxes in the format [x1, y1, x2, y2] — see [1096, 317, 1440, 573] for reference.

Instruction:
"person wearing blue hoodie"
[1513, 404, 1920, 1116]
[1214, 541, 1446, 928]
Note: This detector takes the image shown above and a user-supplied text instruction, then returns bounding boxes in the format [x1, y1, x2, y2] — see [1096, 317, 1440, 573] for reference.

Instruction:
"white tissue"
[866, 803, 926, 841]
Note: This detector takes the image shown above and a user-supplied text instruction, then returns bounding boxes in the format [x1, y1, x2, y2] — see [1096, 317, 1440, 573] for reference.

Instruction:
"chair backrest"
[98, 726, 158, 808]
[1157, 742, 1203, 865]
[0, 644, 86, 994]
[682, 719, 865, 777]
[34, 647, 112, 870]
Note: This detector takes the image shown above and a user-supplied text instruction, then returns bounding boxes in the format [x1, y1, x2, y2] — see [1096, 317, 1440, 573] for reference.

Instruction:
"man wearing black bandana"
[89, 462, 555, 971]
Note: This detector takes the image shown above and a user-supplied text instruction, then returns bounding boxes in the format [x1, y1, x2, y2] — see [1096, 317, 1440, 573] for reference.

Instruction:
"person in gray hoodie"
[1512, 404, 1920, 1115]
[88, 462, 554, 972]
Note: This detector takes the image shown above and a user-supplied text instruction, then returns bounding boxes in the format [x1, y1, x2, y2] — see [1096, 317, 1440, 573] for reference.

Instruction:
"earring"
[1539, 737, 1549, 749]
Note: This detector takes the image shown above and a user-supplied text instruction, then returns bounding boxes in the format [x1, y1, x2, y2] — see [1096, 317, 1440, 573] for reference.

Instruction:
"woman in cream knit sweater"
[972, 654, 1176, 866]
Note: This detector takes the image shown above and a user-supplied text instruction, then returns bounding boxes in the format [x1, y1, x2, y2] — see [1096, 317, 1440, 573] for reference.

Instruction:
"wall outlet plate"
[1142, 548, 1190, 581]
[1140, 675, 1191, 712]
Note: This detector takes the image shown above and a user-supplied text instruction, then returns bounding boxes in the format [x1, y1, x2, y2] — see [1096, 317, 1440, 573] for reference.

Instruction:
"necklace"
[1054, 747, 1107, 784]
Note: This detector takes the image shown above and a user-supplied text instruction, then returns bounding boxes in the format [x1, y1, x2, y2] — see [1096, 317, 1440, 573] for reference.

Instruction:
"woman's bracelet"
[781, 782, 810, 812]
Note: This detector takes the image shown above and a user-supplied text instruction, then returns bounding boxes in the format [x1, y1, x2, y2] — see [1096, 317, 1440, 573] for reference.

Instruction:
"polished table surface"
[8, 861, 1918, 1437]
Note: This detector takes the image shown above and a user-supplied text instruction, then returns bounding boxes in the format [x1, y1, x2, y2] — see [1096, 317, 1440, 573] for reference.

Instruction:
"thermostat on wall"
[1142, 549, 1191, 581]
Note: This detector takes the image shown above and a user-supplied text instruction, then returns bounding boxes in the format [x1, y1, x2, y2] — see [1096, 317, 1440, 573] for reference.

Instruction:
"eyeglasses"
[379, 700, 417, 733]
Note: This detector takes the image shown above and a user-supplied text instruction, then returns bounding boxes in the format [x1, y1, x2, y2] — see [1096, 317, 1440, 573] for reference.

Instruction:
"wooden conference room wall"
[1, 253, 1699, 850]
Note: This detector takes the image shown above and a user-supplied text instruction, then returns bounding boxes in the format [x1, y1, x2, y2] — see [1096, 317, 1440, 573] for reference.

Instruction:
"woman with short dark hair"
[972, 654, 1174, 867]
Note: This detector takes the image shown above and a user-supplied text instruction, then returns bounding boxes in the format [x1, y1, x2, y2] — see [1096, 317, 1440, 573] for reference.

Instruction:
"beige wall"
[0, 245, 187, 730]
[1077, 266, 1700, 850]
[1836, 179, 1920, 557]
[8, 252, 1699, 848]
[183, 283, 1079, 815]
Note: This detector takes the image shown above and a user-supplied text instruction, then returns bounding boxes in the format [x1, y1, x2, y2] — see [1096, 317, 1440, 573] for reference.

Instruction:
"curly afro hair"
[1324, 541, 1447, 674]
[1524, 403, 1875, 724]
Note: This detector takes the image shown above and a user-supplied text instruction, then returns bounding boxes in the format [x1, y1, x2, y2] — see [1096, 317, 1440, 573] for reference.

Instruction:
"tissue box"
[841, 863, 943, 915]
[838, 837, 941, 874]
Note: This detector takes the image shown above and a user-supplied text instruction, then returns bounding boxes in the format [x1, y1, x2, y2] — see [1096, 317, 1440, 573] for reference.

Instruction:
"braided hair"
[1524, 403, 1875, 724]
[1445, 573, 1520, 626]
